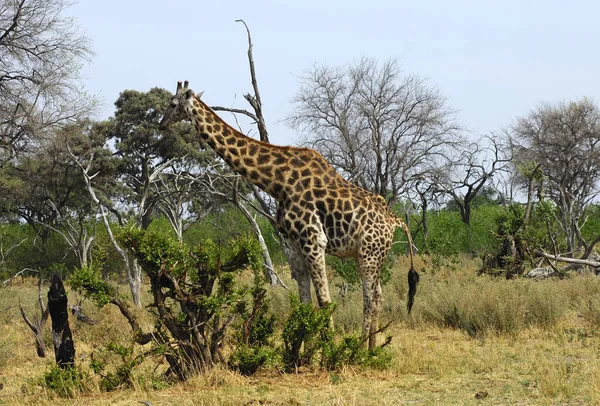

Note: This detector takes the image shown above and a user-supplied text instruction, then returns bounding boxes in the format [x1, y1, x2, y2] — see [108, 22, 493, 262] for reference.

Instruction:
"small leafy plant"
[41, 365, 89, 398]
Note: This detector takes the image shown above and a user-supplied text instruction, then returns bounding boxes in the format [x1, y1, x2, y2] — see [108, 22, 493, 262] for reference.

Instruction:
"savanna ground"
[2, 256, 600, 405]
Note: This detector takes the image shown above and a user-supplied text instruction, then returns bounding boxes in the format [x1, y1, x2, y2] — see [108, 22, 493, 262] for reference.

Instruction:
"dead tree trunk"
[212, 20, 303, 296]
[19, 278, 49, 357]
[47, 273, 75, 368]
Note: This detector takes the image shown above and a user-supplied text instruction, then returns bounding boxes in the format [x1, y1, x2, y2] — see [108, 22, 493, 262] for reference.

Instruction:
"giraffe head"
[159, 80, 203, 130]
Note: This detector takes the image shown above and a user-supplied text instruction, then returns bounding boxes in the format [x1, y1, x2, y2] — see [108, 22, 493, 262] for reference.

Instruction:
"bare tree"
[410, 176, 445, 245]
[435, 134, 509, 225]
[508, 98, 600, 256]
[32, 200, 96, 269]
[0, 0, 95, 165]
[287, 58, 462, 204]
[153, 164, 204, 243]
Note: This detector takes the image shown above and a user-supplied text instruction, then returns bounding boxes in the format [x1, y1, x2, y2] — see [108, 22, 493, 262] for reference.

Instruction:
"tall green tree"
[110, 88, 201, 228]
[72, 88, 203, 305]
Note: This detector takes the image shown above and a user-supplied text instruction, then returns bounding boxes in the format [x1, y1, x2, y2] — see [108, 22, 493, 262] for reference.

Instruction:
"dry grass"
[2, 257, 600, 405]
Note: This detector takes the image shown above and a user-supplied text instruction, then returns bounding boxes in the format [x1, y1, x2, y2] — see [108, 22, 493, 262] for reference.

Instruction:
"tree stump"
[47, 273, 75, 368]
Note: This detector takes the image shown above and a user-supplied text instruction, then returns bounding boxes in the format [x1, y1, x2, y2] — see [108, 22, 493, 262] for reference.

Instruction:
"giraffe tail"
[398, 218, 419, 313]
[407, 266, 420, 313]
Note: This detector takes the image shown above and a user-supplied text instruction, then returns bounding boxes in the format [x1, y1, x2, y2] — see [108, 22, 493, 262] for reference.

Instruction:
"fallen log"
[534, 250, 600, 274]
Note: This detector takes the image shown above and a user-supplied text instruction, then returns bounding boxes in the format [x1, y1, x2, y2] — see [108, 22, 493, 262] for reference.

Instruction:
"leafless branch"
[535, 249, 600, 268]
[2, 267, 38, 287]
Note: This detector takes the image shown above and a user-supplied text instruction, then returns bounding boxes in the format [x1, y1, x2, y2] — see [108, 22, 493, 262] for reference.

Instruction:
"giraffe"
[159, 81, 420, 350]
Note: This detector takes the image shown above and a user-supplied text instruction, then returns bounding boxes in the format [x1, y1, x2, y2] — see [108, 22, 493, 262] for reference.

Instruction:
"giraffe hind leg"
[358, 258, 383, 351]
[285, 240, 312, 304]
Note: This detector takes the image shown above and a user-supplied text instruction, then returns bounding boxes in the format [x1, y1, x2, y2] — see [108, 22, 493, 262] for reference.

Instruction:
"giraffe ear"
[197, 91, 204, 99]
[184, 89, 194, 99]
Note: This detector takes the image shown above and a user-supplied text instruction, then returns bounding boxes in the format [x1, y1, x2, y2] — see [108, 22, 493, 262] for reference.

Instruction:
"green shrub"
[229, 276, 278, 375]
[281, 295, 335, 370]
[69, 264, 114, 306]
[90, 342, 145, 392]
[229, 345, 279, 375]
[41, 365, 89, 398]
[320, 334, 393, 371]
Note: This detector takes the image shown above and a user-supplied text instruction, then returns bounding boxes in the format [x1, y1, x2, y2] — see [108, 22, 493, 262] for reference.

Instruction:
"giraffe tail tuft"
[407, 266, 420, 314]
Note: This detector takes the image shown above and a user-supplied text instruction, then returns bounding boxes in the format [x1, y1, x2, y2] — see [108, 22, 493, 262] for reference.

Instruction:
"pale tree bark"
[68, 146, 142, 307]
[154, 171, 189, 243]
[0, 233, 27, 276]
[153, 162, 219, 243]
[19, 278, 49, 357]
[520, 162, 543, 231]
[211, 20, 299, 293]
[32, 200, 95, 268]
[535, 249, 600, 268]
[231, 178, 287, 288]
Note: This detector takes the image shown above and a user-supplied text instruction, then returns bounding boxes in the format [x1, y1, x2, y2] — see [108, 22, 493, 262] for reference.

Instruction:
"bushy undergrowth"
[229, 294, 394, 375]
[281, 295, 336, 370]
[39, 365, 90, 398]
[6, 252, 600, 403]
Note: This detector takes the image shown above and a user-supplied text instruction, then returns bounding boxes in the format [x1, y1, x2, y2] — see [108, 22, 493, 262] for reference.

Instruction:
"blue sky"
[71, 0, 600, 146]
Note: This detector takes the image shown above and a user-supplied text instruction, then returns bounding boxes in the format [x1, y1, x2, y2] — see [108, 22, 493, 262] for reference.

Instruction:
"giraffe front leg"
[301, 226, 334, 332]
[360, 273, 375, 349]
[306, 254, 334, 331]
[305, 249, 331, 308]
[290, 261, 312, 305]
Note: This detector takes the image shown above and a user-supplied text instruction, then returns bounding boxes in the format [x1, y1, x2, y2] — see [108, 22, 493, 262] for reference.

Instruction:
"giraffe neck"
[186, 96, 287, 200]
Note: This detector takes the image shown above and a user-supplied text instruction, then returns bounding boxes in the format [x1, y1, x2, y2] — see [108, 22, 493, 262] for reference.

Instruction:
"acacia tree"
[110, 88, 200, 229]
[508, 98, 600, 258]
[0, 0, 95, 165]
[70, 89, 200, 306]
[287, 57, 461, 204]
